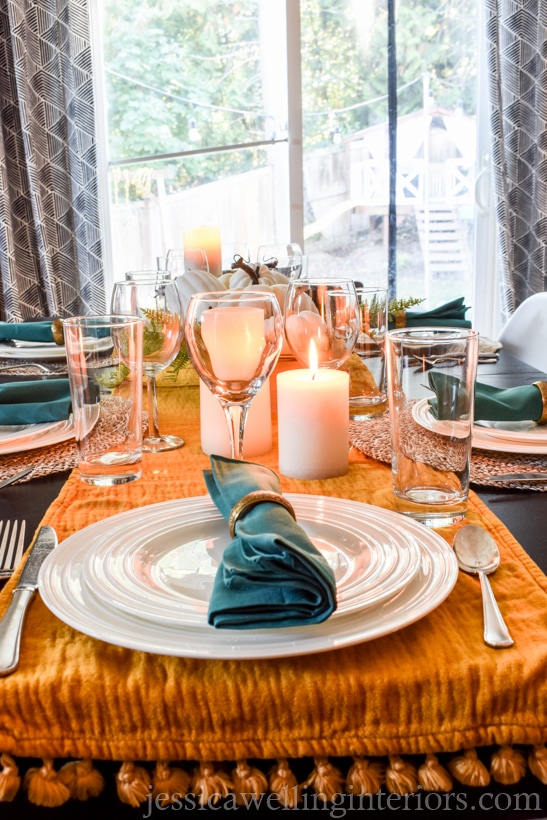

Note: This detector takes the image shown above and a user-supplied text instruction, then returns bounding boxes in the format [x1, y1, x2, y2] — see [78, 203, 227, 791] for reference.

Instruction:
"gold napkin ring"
[51, 319, 64, 346]
[533, 381, 547, 424]
[228, 491, 297, 537]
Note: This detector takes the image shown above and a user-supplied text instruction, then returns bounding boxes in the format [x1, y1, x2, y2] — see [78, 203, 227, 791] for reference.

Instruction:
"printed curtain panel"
[485, 0, 547, 320]
[0, 0, 105, 320]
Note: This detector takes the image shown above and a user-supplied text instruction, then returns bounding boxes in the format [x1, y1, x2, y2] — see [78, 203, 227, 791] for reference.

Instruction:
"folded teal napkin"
[0, 379, 72, 425]
[390, 297, 471, 329]
[0, 321, 56, 344]
[474, 381, 544, 423]
[204, 455, 337, 629]
[428, 372, 544, 422]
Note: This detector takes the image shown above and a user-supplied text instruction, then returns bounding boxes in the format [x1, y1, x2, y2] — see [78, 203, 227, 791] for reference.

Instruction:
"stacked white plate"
[0, 341, 66, 360]
[0, 419, 74, 454]
[413, 398, 547, 454]
[39, 495, 458, 659]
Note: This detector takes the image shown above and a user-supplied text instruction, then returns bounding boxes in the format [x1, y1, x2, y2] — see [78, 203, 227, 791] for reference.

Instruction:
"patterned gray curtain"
[0, 0, 105, 320]
[485, 0, 547, 319]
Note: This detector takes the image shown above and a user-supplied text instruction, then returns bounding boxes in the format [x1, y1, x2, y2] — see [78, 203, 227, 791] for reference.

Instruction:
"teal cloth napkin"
[390, 297, 471, 329]
[0, 379, 72, 425]
[428, 372, 544, 422]
[204, 455, 337, 629]
[0, 321, 55, 344]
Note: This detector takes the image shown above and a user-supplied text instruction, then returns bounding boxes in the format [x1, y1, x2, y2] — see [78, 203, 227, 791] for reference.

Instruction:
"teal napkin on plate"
[204, 455, 337, 629]
[0, 321, 56, 344]
[0, 379, 72, 425]
[473, 381, 544, 423]
[390, 297, 471, 329]
[428, 372, 544, 422]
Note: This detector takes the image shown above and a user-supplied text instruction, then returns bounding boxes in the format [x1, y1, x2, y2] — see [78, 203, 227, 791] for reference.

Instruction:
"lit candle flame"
[309, 339, 318, 380]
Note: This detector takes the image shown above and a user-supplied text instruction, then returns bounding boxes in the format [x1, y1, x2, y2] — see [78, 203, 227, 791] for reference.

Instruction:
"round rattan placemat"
[350, 412, 547, 492]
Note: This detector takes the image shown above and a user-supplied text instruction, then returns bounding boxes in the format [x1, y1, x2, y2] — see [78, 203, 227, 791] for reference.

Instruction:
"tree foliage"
[101, 0, 477, 199]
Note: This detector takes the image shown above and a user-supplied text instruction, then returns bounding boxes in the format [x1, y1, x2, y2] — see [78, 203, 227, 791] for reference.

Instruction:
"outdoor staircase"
[414, 206, 471, 277]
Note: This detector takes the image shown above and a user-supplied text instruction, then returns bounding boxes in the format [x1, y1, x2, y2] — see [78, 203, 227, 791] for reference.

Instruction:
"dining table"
[0, 348, 546, 819]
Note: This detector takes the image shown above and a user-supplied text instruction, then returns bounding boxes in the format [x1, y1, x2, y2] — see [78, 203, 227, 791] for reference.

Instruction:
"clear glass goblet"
[185, 290, 283, 460]
[257, 242, 304, 279]
[283, 278, 360, 368]
[111, 278, 185, 452]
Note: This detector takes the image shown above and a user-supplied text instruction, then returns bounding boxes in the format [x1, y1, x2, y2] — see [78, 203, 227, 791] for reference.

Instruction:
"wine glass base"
[143, 435, 185, 453]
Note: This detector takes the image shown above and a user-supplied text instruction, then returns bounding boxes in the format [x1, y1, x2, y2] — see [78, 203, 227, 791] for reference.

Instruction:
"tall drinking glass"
[166, 247, 209, 275]
[125, 269, 171, 281]
[386, 327, 479, 526]
[185, 290, 283, 459]
[111, 279, 185, 452]
[63, 315, 144, 485]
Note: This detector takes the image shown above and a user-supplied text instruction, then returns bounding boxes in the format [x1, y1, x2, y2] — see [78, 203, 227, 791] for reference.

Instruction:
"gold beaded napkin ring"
[228, 491, 297, 538]
[533, 381, 547, 424]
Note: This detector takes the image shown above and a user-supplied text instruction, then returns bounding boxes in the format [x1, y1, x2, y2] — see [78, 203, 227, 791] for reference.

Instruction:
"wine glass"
[166, 247, 209, 274]
[257, 242, 304, 278]
[111, 278, 185, 452]
[185, 290, 283, 460]
[283, 278, 360, 368]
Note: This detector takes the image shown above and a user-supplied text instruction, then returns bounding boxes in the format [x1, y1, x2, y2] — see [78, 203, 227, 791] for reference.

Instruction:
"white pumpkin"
[174, 268, 226, 314]
[219, 264, 289, 289]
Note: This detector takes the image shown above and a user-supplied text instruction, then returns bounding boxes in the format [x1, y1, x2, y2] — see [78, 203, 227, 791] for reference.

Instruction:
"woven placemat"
[350, 412, 547, 491]
[0, 361, 68, 376]
[0, 398, 148, 483]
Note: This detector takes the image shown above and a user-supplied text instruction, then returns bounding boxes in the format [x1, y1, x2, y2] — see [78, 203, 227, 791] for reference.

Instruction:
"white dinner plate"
[413, 398, 547, 454]
[473, 418, 547, 442]
[81, 495, 422, 626]
[39, 495, 458, 659]
[0, 418, 74, 454]
[0, 343, 66, 361]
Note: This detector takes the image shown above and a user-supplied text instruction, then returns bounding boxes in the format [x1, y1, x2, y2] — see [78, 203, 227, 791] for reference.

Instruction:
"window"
[92, 0, 491, 329]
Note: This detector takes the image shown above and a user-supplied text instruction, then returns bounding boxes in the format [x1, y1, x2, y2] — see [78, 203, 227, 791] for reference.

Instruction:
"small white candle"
[200, 378, 272, 457]
[183, 226, 222, 277]
[201, 306, 265, 381]
[277, 358, 349, 480]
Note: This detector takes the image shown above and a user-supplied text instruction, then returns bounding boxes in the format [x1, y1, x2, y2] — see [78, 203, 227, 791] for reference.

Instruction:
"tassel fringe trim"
[0, 745, 545, 806]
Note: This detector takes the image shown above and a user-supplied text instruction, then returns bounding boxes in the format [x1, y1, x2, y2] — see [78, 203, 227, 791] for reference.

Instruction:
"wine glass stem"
[224, 402, 250, 460]
[146, 374, 161, 439]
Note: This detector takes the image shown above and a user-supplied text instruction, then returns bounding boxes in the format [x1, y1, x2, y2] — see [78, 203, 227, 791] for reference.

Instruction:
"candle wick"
[311, 371, 316, 381]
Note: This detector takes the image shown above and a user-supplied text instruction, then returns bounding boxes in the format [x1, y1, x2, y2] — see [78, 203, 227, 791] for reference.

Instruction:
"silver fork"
[0, 521, 27, 579]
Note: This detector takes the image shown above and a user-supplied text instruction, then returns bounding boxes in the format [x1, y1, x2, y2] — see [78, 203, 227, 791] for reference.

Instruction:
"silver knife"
[0, 526, 57, 676]
[0, 467, 33, 489]
[485, 473, 547, 484]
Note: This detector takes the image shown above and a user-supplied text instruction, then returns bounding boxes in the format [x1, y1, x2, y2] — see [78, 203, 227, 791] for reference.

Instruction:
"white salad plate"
[0, 418, 74, 454]
[39, 495, 458, 659]
[413, 398, 547, 455]
[81, 495, 423, 627]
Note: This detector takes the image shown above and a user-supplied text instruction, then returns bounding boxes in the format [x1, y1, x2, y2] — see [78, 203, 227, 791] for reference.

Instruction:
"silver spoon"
[453, 525, 514, 649]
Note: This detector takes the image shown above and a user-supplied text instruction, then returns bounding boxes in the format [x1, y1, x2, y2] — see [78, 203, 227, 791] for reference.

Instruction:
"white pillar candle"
[183, 226, 222, 277]
[200, 378, 272, 457]
[277, 368, 349, 479]
[200, 307, 265, 381]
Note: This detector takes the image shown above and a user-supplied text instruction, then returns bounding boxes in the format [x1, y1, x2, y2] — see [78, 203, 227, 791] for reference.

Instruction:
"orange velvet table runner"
[0, 372, 546, 802]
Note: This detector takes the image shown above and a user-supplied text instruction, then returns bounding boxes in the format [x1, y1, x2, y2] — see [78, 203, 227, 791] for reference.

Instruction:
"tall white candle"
[200, 307, 265, 381]
[183, 226, 222, 277]
[277, 367, 349, 479]
[200, 378, 272, 457]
